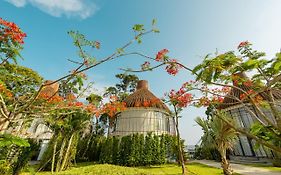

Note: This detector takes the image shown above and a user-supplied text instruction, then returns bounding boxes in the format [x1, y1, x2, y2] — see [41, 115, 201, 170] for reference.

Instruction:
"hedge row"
[76, 133, 181, 166]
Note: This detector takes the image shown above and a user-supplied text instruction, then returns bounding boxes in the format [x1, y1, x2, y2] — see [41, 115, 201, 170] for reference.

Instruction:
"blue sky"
[1, 0, 281, 145]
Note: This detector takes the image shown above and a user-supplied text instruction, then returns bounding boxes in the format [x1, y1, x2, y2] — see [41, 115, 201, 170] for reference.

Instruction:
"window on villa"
[239, 107, 254, 128]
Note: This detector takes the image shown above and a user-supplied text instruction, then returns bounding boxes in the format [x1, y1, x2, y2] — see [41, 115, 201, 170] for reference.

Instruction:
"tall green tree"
[104, 73, 139, 101]
[195, 112, 238, 175]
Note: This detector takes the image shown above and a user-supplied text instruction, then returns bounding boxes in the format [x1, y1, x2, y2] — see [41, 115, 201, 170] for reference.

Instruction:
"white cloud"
[5, 0, 98, 19]
[6, 0, 26, 7]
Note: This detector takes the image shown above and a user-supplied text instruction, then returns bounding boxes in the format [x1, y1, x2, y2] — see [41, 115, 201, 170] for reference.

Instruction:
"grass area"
[21, 162, 241, 175]
[242, 163, 281, 172]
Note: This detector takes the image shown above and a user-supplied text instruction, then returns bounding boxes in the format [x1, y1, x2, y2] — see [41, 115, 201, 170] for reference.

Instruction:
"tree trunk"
[51, 139, 57, 174]
[81, 135, 92, 159]
[56, 137, 66, 172]
[0, 119, 10, 132]
[60, 133, 74, 171]
[95, 118, 99, 135]
[174, 112, 186, 175]
[220, 149, 233, 175]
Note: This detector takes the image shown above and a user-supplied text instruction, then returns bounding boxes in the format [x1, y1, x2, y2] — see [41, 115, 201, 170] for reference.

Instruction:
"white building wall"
[112, 108, 175, 136]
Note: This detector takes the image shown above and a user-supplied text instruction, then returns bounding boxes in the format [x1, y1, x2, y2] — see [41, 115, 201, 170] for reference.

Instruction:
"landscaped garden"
[21, 163, 241, 175]
[1, 1, 281, 175]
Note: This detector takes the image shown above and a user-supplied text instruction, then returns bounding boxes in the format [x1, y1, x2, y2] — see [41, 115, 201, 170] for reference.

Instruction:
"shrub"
[0, 160, 11, 175]
[76, 134, 182, 166]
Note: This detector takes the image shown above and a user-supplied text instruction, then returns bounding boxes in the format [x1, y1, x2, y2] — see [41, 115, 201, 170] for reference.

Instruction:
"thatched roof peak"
[219, 72, 281, 109]
[124, 80, 170, 112]
[40, 80, 59, 97]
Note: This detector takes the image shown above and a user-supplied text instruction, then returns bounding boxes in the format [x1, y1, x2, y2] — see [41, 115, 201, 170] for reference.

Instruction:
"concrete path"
[191, 160, 281, 175]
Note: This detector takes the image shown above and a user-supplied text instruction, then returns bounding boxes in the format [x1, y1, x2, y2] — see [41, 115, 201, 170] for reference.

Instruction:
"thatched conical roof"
[219, 72, 281, 109]
[124, 80, 170, 112]
[40, 80, 59, 97]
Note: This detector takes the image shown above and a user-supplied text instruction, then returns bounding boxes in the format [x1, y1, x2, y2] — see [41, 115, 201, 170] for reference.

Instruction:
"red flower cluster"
[0, 18, 26, 44]
[168, 85, 193, 108]
[156, 49, 169, 61]
[210, 87, 231, 94]
[97, 101, 127, 118]
[198, 97, 210, 107]
[243, 80, 253, 87]
[37, 89, 100, 115]
[240, 89, 254, 100]
[85, 104, 97, 114]
[0, 83, 13, 98]
[38, 93, 64, 103]
[165, 59, 182, 76]
[211, 96, 224, 103]
[238, 41, 250, 49]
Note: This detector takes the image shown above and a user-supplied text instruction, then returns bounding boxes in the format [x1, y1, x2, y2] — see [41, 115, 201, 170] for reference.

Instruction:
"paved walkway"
[191, 160, 281, 175]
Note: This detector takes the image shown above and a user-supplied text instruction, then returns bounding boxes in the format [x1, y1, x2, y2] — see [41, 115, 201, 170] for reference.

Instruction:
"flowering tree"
[0, 17, 161, 173]
[165, 87, 193, 175]
[119, 41, 281, 174]
[0, 18, 159, 134]
[126, 41, 281, 156]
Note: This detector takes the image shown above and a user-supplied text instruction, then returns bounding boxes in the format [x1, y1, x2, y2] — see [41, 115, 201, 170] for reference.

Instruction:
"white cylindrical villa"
[111, 80, 176, 136]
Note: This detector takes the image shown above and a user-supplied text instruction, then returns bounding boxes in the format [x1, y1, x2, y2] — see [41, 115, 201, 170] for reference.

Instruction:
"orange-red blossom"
[0, 18, 26, 44]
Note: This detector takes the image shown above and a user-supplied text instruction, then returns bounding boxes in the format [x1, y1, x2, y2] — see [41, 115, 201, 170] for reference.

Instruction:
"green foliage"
[0, 134, 30, 148]
[68, 30, 98, 66]
[104, 73, 139, 101]
[250, 122, 281, 167]
[250, 123, 280, 142]
[12, 139, 40, 175]
[100, 137, 113, 164]
[22, 163, 232, 175]
[0, 138, 39, 175]
[112, 136, 120, 164]
[39, 110, 91, 172]
[132, 24, 145, 32]
[195, 112, 238, 151]
[0, 63, 42, 97]
[0, 160, 11, 175]
[86, 94, 102, 106]
[194, 145, 221, 161]
[76, 134, 179, 167]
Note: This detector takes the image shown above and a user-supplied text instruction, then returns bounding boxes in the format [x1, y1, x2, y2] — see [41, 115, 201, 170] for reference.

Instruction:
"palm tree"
[38, 109, 91, 173]
[195, 112, 238, 175]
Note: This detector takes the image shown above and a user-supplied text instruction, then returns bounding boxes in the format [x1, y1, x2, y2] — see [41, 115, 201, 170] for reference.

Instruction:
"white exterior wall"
[27, 118, 52, 140]
[111, 107, 175, 136]
[224, 105, 272, 158]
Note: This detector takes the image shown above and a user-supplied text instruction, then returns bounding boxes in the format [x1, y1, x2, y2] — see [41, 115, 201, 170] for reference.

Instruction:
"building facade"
[219, 73, 281, 161]
[111, 80, 176, 136]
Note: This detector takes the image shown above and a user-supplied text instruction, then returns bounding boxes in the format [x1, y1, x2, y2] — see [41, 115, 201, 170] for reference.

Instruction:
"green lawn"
[22, 162, 241, 175]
